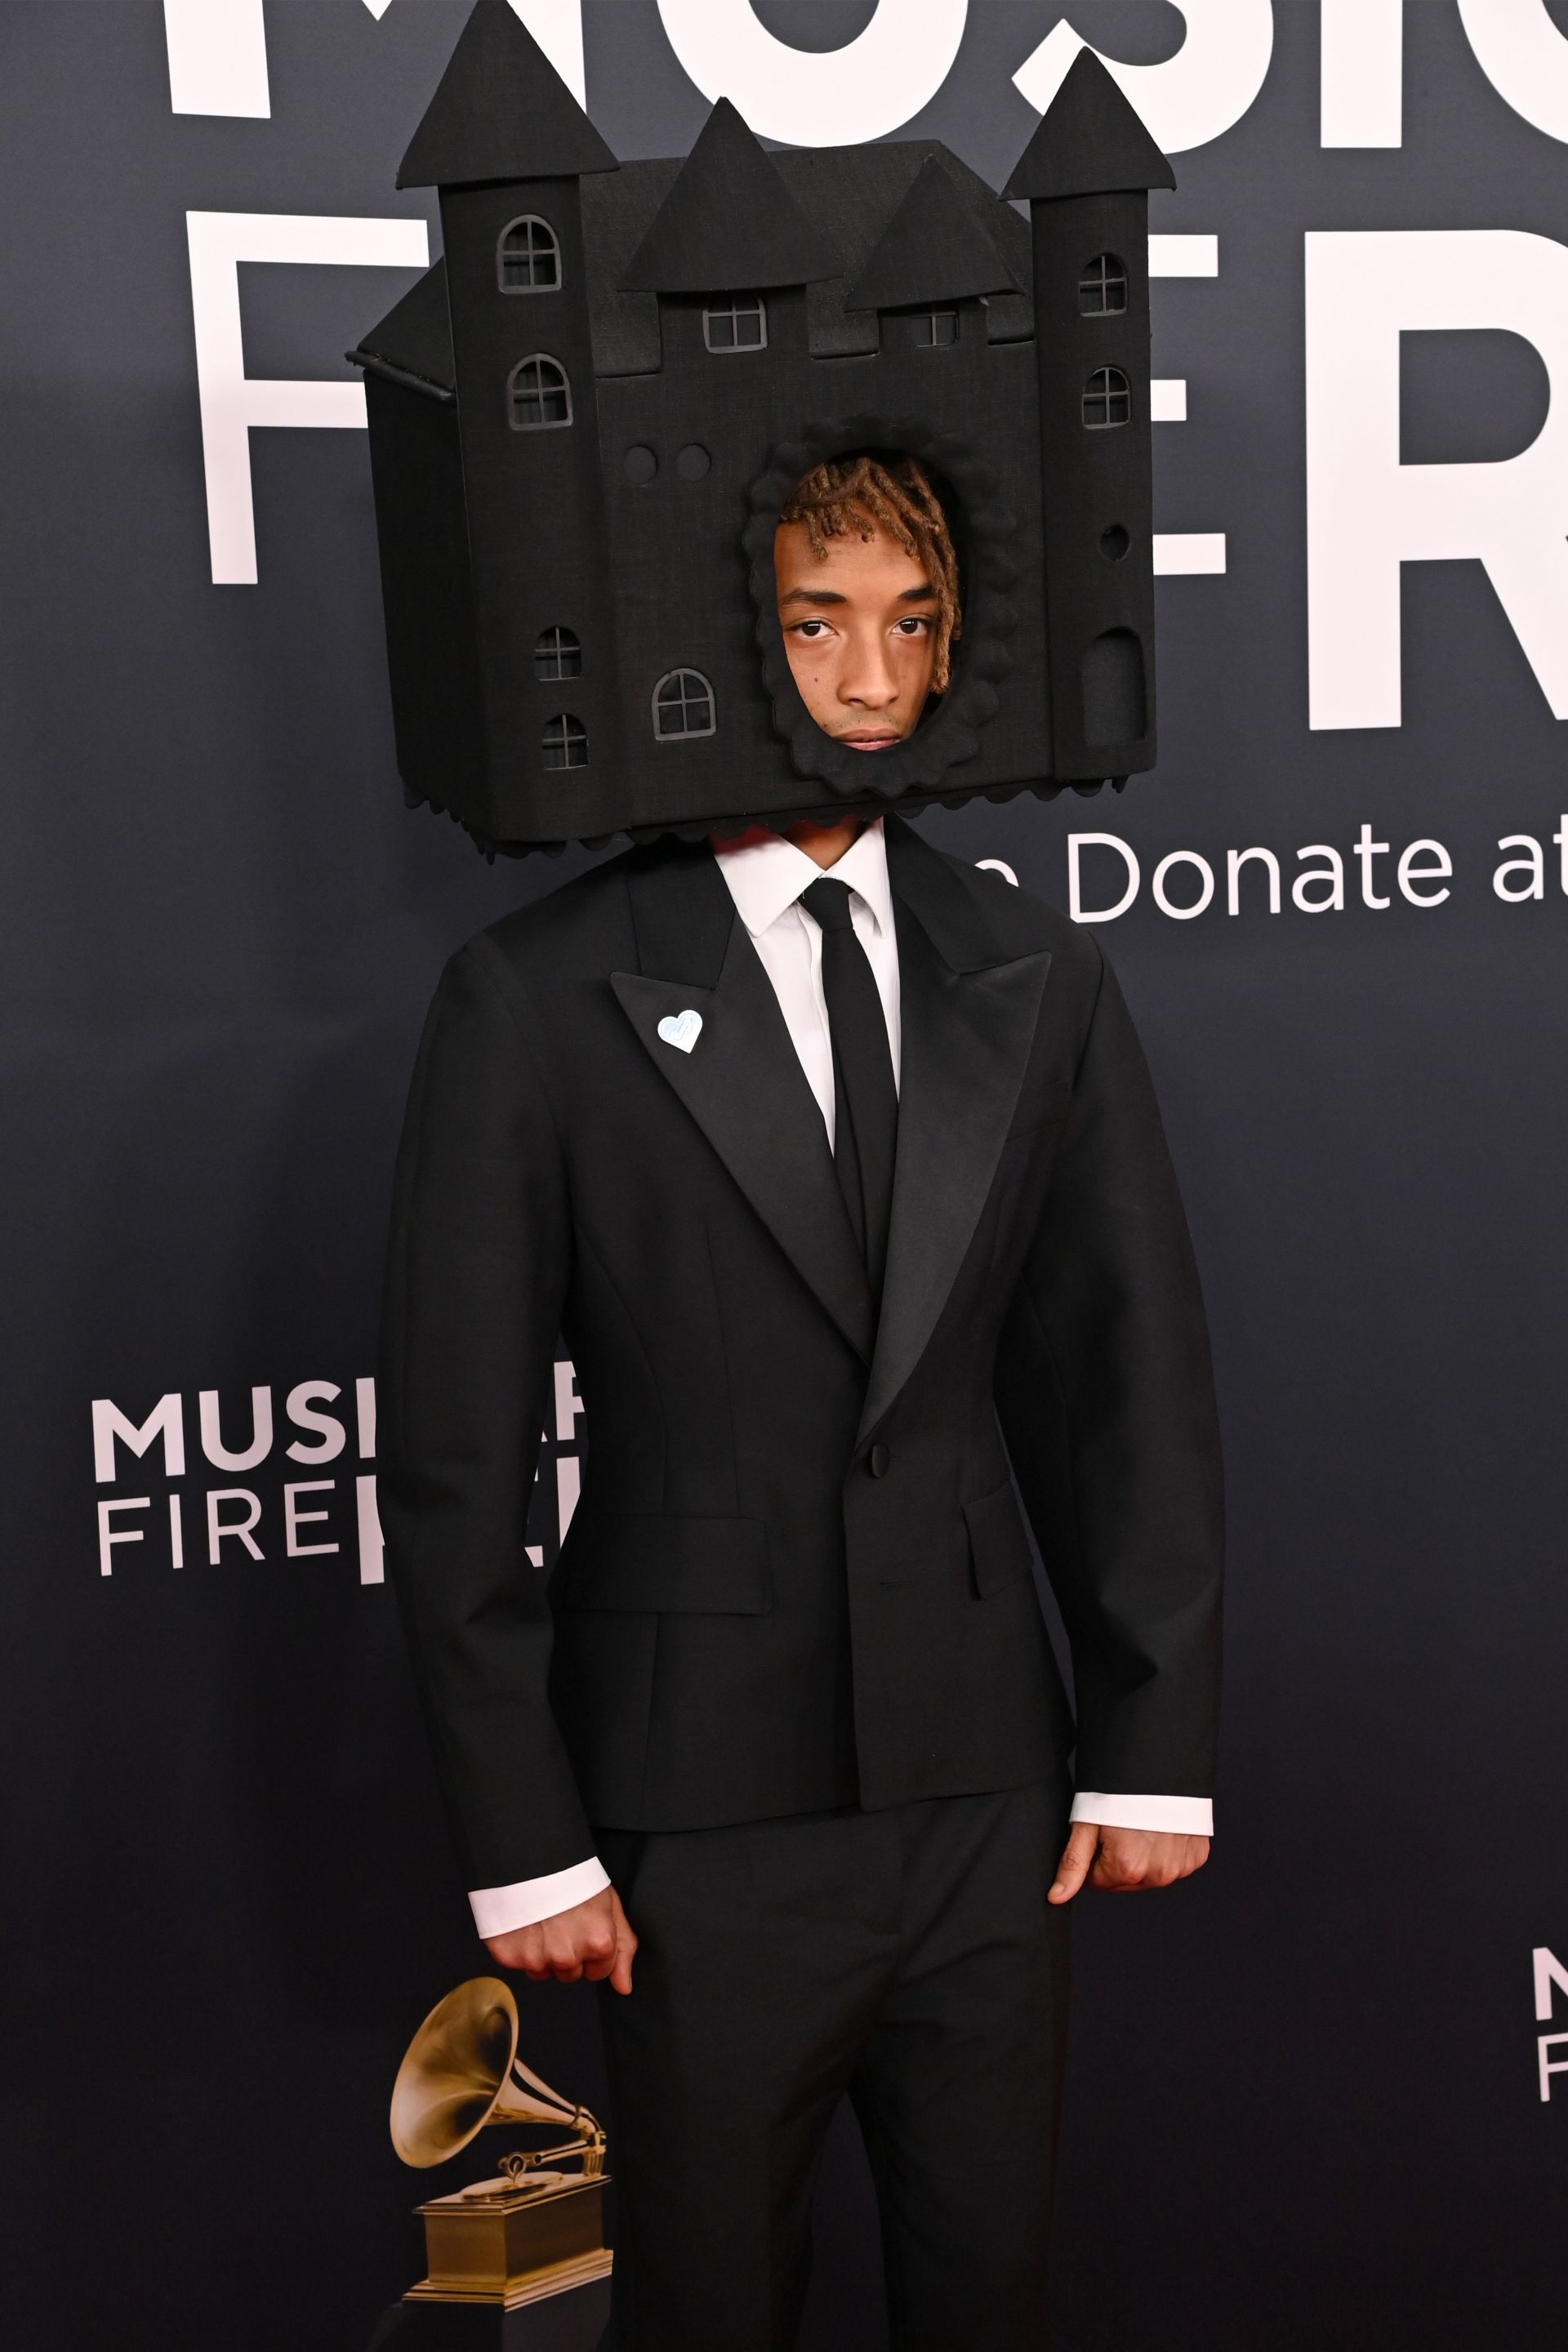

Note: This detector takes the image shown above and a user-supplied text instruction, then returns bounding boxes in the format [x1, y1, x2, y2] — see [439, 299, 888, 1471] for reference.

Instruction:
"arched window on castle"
[509, 356, 572, 430]
[1082, 367, 1132, 430]
[497, 216, 561, 292]
[534, 626, 581, 681]
[653, 669, 716, 742]
[703, 296, 767, 353]
[541, 713, 588, 771]
[1079, 254, 1128, 317]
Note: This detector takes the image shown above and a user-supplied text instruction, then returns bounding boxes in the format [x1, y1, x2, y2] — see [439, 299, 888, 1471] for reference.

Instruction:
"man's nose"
[840, 632, 898, 709]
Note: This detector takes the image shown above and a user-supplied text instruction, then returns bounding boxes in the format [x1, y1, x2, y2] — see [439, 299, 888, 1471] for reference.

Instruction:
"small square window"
[703, 295, 767, 354]
[915, 310, 959, 348]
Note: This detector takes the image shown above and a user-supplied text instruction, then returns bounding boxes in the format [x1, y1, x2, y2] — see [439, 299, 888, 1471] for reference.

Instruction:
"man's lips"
[836, 729, 900, 750]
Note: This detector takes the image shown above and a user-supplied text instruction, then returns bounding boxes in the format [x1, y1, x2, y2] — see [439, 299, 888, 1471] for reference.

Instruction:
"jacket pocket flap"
[963, 1480, 1034, 1598]
[561, 1514, 768, 1614]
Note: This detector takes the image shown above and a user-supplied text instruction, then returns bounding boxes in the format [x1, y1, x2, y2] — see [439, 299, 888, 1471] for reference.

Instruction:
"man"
[381, 454, 1221, 2349]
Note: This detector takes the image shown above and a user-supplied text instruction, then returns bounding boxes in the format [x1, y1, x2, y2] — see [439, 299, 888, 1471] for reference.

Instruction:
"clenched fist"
[1048, 1824, 1209, 1904]
[484, 1887, 639, 1993]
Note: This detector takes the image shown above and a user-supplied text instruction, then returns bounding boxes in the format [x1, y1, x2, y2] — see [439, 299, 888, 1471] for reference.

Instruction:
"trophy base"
[407, 2247, 613, 2310]
[408, 2172, 610, 2307]
[367, 2271, 610, 2351]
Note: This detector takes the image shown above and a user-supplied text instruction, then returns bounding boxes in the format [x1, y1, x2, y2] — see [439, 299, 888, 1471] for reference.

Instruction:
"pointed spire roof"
[845, 155, 1022, 311]
[397, 0, 617, 190]
[620, 99, 840, 292]
[1003, 49, 1175, 202]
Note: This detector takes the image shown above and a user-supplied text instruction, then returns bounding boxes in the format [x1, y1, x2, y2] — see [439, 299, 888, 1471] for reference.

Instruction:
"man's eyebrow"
[777, 583, 938, 607]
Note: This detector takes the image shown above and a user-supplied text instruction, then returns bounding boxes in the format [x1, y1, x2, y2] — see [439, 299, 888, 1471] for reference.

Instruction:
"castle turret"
[398, 0, 621, 843]
[621, 99, 839, 302]
[1004, 51, 1175, 783]
[846, 152, 1022, 350]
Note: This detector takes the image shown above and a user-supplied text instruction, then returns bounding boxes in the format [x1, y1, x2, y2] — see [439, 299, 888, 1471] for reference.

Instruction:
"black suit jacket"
[379, 819, 1223, 1891]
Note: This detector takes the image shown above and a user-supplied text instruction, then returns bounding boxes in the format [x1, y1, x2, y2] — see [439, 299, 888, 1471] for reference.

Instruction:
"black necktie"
[800, 876, 898, 1299]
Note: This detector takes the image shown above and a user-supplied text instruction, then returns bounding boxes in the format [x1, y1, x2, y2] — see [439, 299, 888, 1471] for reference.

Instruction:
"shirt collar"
[713, 817, 893, 940]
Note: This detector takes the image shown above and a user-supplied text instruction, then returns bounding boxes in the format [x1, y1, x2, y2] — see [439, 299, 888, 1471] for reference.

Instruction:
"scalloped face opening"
[746, 416, 1018, 813]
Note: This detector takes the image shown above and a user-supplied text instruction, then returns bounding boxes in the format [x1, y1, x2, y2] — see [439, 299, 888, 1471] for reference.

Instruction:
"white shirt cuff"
[1070, 1793, 1214, 1837]
[468, 1855, 611, 1940]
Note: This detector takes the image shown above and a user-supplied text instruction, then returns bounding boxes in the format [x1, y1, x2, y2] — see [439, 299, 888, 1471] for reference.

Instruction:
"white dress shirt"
[468, 820, 1209, 1940]
[714, 818, 902, 1143]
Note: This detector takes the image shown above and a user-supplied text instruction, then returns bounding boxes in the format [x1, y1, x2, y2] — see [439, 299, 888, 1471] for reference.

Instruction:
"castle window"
[534, 626, 581, 682]
[914, 310, 959, 348]
[1079, 254, 1128, 317]
[508, 355, 572, 430]
[703, 296, 767, 354]
[541, 713, 588, 770]
[653, 669, 716, 742]
[498, 216, 561, 293]
[1082, 367, 1132, 430]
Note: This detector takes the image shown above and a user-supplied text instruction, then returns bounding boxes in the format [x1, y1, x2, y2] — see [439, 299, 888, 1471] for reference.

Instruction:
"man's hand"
[483, 1888, 638, 1993]
[1048, 1824, 1209, 1905]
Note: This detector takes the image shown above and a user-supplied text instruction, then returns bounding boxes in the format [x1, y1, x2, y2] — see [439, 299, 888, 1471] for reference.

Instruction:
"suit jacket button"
[868, 1443, 892, 1479]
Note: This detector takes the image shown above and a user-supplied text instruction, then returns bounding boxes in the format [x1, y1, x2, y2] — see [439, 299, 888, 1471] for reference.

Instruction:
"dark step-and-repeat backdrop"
[4, 4, 1567, 2345]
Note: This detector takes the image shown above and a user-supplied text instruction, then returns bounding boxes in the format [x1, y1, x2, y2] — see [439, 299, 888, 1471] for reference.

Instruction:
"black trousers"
[595, 1784, 1071, 2352]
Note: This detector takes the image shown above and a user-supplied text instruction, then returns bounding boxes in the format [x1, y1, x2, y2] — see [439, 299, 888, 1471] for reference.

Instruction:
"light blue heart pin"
[657, 1008, 702, 1055]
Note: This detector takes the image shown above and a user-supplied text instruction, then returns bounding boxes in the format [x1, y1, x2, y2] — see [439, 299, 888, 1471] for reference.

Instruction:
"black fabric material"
[1002, 48, 1178, 201]
[800, 876, 898, 1302]
[620, 98, 841, 294]
[609, 902, 875, 1368]
[379, 820, 1222, 1889]
[845, 154, 1022, 312]
[596, 1784, 1071, 2352]
[397, 0, 619, 189]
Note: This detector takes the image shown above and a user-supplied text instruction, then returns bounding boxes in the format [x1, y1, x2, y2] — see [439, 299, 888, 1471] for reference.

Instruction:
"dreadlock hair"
[778, 452, 962, 693]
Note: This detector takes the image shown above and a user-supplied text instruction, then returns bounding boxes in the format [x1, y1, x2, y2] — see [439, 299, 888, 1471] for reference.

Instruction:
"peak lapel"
[612, 851, 875, 1365]
[857, 831, 1053, 1444]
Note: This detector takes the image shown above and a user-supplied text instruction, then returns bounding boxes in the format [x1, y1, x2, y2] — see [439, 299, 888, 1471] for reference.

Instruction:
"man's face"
[773, 515, 938, 750]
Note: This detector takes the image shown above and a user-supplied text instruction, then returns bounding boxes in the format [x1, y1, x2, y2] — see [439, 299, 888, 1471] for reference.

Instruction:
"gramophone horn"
[390, 1976, 590, 2167]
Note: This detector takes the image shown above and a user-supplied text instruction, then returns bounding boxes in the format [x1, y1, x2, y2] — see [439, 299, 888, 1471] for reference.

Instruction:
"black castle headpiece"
[350, 0, 1175, 855]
